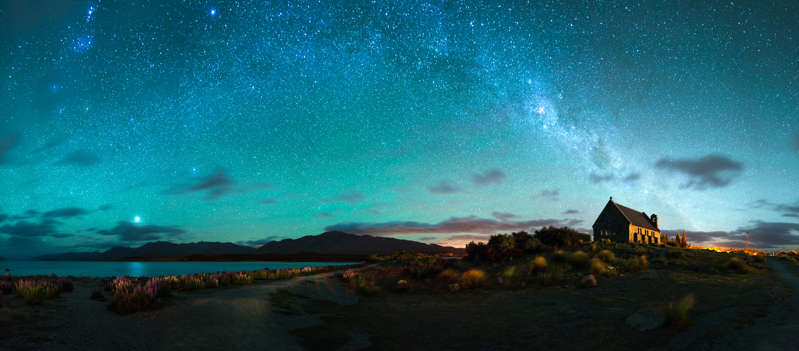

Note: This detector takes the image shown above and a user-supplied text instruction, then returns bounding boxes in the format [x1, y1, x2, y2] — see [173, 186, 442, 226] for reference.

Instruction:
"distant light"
[133, 216, 141, 223]
[210, 8, 216, 16]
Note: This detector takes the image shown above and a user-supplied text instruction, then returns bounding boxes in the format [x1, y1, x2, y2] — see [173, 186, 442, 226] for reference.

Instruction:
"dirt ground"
[1, 259, 797, 351]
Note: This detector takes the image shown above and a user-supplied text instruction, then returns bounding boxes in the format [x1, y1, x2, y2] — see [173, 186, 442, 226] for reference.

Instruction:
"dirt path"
[2, 272, 358, 351]
[696, 259, 799, 351]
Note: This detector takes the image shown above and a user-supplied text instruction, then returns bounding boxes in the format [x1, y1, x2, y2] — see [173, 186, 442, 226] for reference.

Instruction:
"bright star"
[210, 8, 216, 16]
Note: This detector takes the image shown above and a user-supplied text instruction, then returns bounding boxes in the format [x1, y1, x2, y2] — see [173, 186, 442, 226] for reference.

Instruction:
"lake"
[0, 261, 357, 278]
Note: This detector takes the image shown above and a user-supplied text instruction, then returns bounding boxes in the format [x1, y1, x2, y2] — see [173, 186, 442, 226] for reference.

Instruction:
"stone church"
[592, 197, 661, 244]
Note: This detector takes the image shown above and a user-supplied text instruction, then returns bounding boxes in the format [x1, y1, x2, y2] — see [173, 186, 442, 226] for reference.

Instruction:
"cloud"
[0, 134, 20, 165]
[33, 137, 66, 153]
[428, 180, 462, 194]
[589, 173, 615, 183]
[236, 236, 283, 247]
[325, 216, 581, 236]
[492, 212, 517, 220]
[0, 219, 61, 237]
[43, 207, 89, 219]
[655, 154, 743, 190]
[535, 189, 559, 201]
[623, 173, 641, 183]
[315, 212, 334, 218]
[97, 221, 185, 242]
[58, 150, 101, 166]
[9, 210, 41, 221]
[472, 169, 505, 186]
[169, 169, 235, 200]
[0, 214, 7, 223]
[260, 199, 277, 205]
[666, 221, 799, 250]
[98, 204, 113, 211]
[563, 209, 580, 214]
[321, 191, 365, 204]
[750, 199, 799, 218]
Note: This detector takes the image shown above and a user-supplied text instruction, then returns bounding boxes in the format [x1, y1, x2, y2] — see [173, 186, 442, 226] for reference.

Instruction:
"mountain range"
[37, 231, 461, 260]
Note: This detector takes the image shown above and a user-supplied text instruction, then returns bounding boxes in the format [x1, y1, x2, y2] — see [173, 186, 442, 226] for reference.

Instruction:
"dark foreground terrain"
[1, 248, 798, 350]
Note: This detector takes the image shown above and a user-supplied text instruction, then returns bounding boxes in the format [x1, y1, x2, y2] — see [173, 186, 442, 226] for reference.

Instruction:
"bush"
[0, 280, 14, 294]
[534, 226, 590, 248]
[665, 294, 695, 328]
[109, 277, 160, 314]
[552, 250, 569, 263]
[404, 257, 444, 278]
[623, 255, 649, 273]
[348, 276, 379, 295]
[460, 269, 486, 289]
[596, 249, 616, 262]
[57, 278, 74, 292]
[726, 257, 750, 274]
[568, 251, 590, 269]
[16, 280, 61, 305]
[529, 256, 548, 274]
[590, 258, 608, 276]
[233, 272, 254, 285]
[438, 269, 460, 282]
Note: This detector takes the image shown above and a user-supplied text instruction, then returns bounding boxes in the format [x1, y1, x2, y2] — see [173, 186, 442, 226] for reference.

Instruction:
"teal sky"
[1, 0, 798, 257]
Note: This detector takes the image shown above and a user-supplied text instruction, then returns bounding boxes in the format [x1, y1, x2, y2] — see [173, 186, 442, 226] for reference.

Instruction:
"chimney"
[650, 214, 658, 228]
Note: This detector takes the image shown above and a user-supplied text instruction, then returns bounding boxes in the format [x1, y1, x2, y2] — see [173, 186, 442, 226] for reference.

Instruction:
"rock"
[448, 283, 461, 293]
[395, 279, 409, 291]
[626, 307, 665, 331]
[580, 274, 597, 288]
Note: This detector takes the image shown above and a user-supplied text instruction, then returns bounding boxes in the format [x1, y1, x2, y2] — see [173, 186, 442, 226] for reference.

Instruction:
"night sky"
[1, 0, 798, 258]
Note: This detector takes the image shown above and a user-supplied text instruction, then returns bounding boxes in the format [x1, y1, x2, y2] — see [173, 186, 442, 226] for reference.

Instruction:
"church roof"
[611, 200, 660, 231]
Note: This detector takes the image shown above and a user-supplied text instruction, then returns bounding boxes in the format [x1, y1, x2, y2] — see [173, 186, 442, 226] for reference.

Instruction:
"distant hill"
[38, 241, 256, 261]
[38, 232, 461, 260]
[257, 231, 461, 255]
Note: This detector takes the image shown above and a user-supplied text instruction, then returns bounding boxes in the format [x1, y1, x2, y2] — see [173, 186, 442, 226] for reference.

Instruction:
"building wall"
[629, 224, 661, 244]
[592, 203, 630, 243]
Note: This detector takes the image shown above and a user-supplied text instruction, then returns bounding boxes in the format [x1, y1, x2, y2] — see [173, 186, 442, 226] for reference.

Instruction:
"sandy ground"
[0, 272, 358, 351]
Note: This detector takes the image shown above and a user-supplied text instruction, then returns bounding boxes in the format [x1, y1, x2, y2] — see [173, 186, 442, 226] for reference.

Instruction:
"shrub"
[438, 269, 460, 282]
[348, 276, 379, 295]
[179, 276, 204, 290]
[57, 278, 74, 292]
[596, 249, 616, 262]
[665, 294, 695, 328]
[341, 269, 359, 280]
[534, 226, 590, 248]
[0, 280, 14, 294]
[623, 255, 649, 273]
[552, 250, 569, 263]
[404, 257, 444, 278]
[460, 269, 487, 289]
[109, 277, 159, 314]
[16, 280, 61, 305]
[529, 256, 548, 274]
[232, 272, 254, 285]
[726, 257, 750, 274]
[568, 251, 590, 269]
[590, 258, 608, 276]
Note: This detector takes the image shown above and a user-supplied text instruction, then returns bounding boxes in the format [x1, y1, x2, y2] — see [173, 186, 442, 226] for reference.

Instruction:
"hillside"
[38, 232, 461, 260]
[257, 231, 461, 255]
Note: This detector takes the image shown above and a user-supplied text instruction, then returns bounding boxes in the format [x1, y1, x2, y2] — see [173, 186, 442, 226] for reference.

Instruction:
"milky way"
[1, 1, 798, 256]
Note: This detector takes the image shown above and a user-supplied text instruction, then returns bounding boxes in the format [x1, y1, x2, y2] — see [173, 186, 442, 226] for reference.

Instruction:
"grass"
[665, 294, 696, 328]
